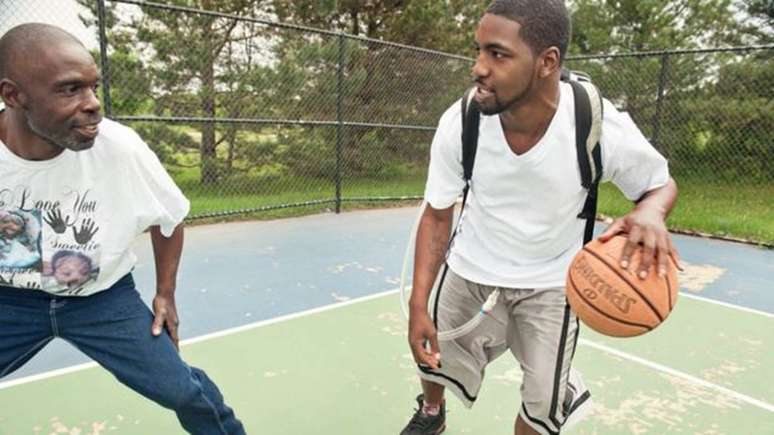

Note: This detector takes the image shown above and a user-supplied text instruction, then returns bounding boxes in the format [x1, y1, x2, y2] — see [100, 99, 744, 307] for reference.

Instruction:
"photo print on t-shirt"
[0, 208, 42, 269]
[42, 249, 100, 295]
[0, 186, 103, 294]
[0, 208, 43, 289]
[39, 188, 102, 295]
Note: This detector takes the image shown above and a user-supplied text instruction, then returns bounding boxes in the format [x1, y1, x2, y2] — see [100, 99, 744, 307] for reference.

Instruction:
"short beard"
[478, 98, 508, 116]
[476, 73, 535, 116]
[25, 113, 94, 152]
[478, 97, 508, 116]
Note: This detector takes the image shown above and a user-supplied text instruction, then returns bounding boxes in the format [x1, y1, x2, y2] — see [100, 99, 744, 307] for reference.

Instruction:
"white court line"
[0, 288, 771, 393]
[681, 293, 774, 318]
[0, 362, 99, 390]
[580, 338, 774, 413]
[0, 288, 401, 390]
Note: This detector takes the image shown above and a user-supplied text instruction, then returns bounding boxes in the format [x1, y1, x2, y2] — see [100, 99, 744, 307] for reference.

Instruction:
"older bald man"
[0, 23, 245, 434]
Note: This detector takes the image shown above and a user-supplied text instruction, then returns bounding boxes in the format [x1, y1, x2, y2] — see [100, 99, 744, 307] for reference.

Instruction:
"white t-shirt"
[424, 81, 669, 289]
[0, 117, 190, 296]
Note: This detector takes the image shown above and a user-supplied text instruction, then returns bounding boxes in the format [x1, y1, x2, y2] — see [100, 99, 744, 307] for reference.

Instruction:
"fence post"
[652, 53, 670, 153]
[96, 0, 113, 118]
[335, 33, 345, 214]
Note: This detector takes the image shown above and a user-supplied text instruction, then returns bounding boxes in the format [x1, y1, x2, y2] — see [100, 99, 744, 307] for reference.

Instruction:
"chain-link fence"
[567, 48, 773, 185]
[2, 1, 772, 224]
[95, 0, 472, 220]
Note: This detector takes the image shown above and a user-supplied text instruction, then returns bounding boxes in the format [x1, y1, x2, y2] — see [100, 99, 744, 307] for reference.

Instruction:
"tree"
[134, 0, 273, 184]
[569, 0, 741, 53]
[270, 0, 484, 53]
[566, 0, 747, 160]
[266, 0, 478, 179]
[78, 0, 769, 190]
[737, 0, 774, 44]
[567, 0, 771, 183]
[80, 0, 273, 185]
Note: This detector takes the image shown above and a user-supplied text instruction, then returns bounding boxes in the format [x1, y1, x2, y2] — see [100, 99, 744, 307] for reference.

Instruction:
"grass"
[177, 171, 774, 246]
[179, 173, 427, 223]
[598, 179, 774, 245]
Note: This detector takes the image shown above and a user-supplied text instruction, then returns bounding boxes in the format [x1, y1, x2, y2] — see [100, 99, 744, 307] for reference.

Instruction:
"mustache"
[473, 77, 493, 90]
[71, 115, 103, 127]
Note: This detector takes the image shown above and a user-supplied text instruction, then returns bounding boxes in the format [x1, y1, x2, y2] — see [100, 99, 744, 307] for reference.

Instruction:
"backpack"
[458, 68, 604, 245]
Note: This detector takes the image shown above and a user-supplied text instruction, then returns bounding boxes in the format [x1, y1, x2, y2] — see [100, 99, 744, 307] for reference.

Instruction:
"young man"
[401, 1, 678, 434]
[0, 23, 245, 434]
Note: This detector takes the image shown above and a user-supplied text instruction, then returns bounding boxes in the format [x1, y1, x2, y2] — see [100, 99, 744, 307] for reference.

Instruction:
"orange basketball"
[566, 234, 679, 337]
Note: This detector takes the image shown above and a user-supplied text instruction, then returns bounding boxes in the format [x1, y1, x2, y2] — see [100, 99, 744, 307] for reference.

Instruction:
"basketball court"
[0, 207, 771, 434]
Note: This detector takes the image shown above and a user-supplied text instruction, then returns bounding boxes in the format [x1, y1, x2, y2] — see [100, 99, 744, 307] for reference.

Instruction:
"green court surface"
[0, 291, 771, 435]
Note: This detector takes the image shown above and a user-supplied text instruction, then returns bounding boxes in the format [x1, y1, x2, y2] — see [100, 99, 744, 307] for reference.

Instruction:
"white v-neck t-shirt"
[424, 82, 669, 289]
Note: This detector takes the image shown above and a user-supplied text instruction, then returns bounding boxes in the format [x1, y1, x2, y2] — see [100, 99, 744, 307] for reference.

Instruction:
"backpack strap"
[445, 88, 481, 252]
[562, 68, 592, 83]
[568, 80, 604, 245]
[457, 78, 603, 246]
[460, 87, 481, 186]
[458, 87, 481, 214]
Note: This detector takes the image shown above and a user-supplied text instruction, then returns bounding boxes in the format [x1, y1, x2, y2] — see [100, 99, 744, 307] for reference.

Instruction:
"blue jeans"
[0, 274, 245, 435]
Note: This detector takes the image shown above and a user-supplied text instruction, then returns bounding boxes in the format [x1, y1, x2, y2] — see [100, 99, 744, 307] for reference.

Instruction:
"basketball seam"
[582, 247, 664, 322]
[567, 274, 653, 331]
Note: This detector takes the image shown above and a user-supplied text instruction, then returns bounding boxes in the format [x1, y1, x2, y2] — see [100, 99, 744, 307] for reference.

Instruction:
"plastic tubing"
[400, 200, 499, 341]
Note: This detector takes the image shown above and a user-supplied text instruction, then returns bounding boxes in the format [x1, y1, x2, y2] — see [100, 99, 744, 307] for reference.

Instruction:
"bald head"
[0, 23, 87, 81]
[0, 23, 102, 157]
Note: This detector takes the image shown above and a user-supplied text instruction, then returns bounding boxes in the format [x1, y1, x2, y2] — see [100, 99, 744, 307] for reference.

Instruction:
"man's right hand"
[408, 203, 453, 371]
[408, 310, 441, 370]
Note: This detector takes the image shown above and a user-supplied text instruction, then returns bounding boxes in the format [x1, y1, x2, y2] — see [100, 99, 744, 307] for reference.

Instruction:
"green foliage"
[696, 54, 774, 180]
[569, 0, 741, 53]
[738, 0, 774, 44]
[270, 0, 485, 53]
[566, 1, 772, 185]
[131, 123, 198, 168]
[100, 50, 154, 115]
[72, 0, 771, 242]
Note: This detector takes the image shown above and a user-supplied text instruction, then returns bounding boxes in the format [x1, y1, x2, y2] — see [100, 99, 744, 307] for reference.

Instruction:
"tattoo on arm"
[428, 230, 449, 272]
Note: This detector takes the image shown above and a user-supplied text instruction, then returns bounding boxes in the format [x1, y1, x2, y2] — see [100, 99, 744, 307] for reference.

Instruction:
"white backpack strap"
[568, 77, 604, 244]
[576, 80, 604, 183]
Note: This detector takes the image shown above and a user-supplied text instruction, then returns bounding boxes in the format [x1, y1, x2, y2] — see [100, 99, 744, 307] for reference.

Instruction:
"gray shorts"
[417, 266, 592, 435]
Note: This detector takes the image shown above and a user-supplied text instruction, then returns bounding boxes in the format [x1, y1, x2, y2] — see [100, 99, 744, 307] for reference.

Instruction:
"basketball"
[566, 235, 679, 337]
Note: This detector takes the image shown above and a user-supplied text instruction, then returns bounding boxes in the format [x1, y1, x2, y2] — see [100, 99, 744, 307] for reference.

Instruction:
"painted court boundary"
[0, 288, 402, 391]
[1, 288, 772, 415]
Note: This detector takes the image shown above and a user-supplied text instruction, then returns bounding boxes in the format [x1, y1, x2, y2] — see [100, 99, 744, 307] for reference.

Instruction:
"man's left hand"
[152, 293, 180, 350]
[598, 208, 680, 279]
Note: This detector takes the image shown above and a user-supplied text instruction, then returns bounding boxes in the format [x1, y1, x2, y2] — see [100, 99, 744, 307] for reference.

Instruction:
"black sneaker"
[400, 394, 446, 435]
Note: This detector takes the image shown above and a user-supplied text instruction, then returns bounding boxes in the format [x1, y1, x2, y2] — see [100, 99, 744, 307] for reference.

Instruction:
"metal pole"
[335, 33, 344, 214]
[652, 53, 670, 152]
[96, 0, 114, 117]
